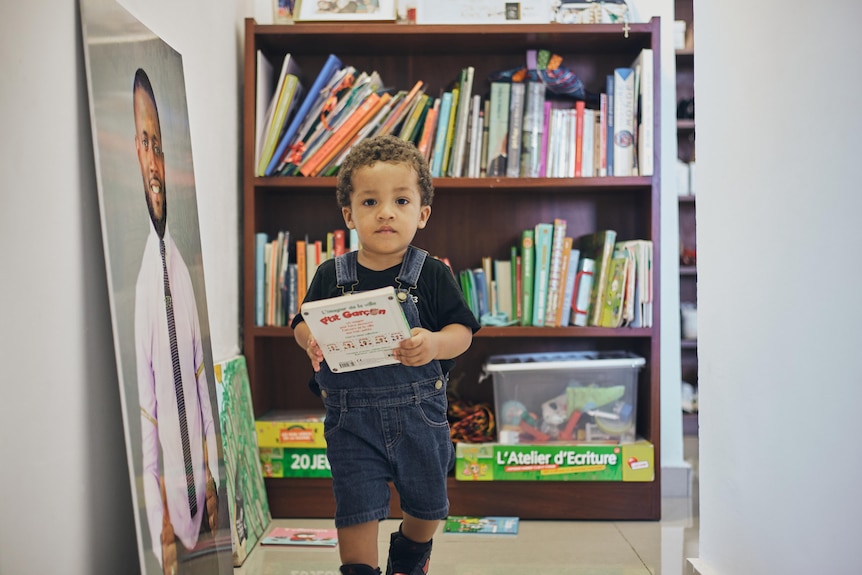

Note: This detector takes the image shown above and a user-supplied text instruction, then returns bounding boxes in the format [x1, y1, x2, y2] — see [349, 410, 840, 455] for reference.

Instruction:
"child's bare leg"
[400, 513, 438, 543]
[339, 520, 380, 568]
[386, 512, 438, 574]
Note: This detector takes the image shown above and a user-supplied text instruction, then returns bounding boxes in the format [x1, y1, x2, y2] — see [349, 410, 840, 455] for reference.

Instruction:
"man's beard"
[146, 187, 167, 239]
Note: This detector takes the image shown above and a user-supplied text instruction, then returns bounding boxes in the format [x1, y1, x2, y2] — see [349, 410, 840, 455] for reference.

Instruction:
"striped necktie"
[160, 238, 197, 516]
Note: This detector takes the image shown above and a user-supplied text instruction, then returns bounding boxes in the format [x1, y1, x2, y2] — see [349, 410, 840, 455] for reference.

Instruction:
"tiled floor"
[236, 438, 699, 575]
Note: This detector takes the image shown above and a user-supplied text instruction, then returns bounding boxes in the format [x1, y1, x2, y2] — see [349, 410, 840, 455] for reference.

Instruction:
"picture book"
[261, 527, 338, 547]
[214, 356, 272, 565]
[300, 286, 412, 373]
[443, 516, 520, 535]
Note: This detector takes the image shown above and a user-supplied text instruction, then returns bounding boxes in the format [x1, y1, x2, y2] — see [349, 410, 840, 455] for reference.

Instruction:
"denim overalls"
[315, 246, 454, 528]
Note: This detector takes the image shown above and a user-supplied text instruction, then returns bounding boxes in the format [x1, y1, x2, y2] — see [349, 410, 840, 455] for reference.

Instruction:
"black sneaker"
[385, 530, 432, 575]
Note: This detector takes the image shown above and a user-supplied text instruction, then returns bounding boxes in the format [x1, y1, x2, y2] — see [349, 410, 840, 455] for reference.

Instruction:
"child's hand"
[306, 337, 324, 372]
[395, 327, 438, 367]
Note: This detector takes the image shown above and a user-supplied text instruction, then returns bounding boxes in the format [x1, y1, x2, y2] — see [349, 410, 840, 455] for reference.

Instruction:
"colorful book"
[598, 248, 629, 327]
[531, 222, 554, 327]
[430, 91, 454, 177]
[485, 81, 510, 177]
[441, 86, 460, 177]
[443, 516, 519, 535]
[612, 67, 635, 177]
[214, 356, 272, 565]
[261, 527, 338, 547]
[300, 286, 413, 373]
[576, 230, 618, 326]
[300, 91, 388, 177]
[257, 54, 303, 176]
[417, 97, 440, 161]
[265, 53, 342, 176]
[255, 232, 268, 326]
[519, 229, 535, 326]
[554, 238, 578, 328]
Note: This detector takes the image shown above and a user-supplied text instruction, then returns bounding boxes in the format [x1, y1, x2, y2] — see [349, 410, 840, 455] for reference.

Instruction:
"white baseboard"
[661, 462, 693, 498]
[687, 558, 719, 575]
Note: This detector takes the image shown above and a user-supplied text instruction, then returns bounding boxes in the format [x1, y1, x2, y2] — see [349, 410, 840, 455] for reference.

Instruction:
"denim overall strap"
[334, 250, 359, 294]
[394, 246, 428, 302]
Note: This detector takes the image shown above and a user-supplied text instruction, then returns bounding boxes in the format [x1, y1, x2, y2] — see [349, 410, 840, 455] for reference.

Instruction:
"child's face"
[341, 161, 431, 266]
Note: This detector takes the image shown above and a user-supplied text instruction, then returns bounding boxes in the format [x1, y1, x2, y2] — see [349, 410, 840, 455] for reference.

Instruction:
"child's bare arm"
[395, 323, 473, 367]
[293, 321, 324, 372]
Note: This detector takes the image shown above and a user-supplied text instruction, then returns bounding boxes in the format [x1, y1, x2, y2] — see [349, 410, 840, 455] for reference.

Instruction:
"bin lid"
[484, 350, 645, 372]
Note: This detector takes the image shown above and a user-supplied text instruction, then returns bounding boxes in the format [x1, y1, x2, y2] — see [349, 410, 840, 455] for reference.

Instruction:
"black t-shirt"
[291, 253, 481, 375]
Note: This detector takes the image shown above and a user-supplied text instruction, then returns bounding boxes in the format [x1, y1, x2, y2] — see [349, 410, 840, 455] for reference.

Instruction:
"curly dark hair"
[336, 134, 434, 208]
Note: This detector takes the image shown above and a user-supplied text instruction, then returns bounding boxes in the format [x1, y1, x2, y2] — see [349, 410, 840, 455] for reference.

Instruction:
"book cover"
[519, 228, 535, 326]
[213, 356, 272, 566]
[598, 248, 629, 328]
[505, 82, 526, 177]
[571, 256, 595, 326]
[599, 92, 608, 176]
[538, 100, 552, 177]
[612, 67, 635, 177]
[485, 81, 510, 177]
[430, 91, 454, 176]
[543, 219, 568, 326]
[633, 48, 654, 177]
[605, 74, 615, 177]
[554, 239, 578, 328]
[265, 53, 342, 176]
[276, 230, 291, 326]
[254, 51, 276, 172]
[582, 108, 596, 177]
[493, 258, 513, 321]
[378, 80, 425, 137]
[257, 54, 303, 176]
[255, 232, 268, 326]
[443, 516, 519, 535]
[531, 222, 554, 327]
[449, 66, 475, 177]
[300, 91, 388, 176]
[261, 527, 338, 547]
[441, 86, 460, 177]
[576, 230, 618, 326]
[300, 286, 412, 373]
[520, 81, 546, 177]
[417, 97, 440, 161]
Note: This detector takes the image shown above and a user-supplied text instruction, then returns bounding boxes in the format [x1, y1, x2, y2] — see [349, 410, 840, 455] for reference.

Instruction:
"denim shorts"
[320, 376, 455, 528]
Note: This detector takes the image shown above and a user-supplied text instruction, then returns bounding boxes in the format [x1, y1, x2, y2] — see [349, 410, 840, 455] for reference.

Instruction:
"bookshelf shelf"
[242, 17, 662, 521]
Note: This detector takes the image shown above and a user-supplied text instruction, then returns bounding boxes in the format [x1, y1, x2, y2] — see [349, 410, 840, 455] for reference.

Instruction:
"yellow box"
[255, 410, 326, 448]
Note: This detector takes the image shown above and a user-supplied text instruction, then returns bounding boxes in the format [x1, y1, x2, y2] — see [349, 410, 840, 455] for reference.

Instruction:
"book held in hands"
[301, 286, 413, 373]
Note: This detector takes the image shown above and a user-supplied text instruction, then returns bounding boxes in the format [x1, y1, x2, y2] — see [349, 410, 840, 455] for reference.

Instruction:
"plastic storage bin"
[484, 351, 645, 444]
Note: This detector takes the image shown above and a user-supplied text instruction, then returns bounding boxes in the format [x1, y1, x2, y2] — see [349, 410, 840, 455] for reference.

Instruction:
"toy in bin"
[485, 351, 645, 444]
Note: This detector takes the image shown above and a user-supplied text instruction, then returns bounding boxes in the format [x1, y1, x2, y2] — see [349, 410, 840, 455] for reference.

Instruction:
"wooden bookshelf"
[242, 17, 663, 520]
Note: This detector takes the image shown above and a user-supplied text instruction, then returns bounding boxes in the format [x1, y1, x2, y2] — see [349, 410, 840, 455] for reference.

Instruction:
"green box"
[454, 441, 654, 482]
[259, 447, 332, 478]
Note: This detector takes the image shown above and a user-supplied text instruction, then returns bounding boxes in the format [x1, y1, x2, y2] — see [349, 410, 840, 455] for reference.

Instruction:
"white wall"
[695, 1, 862, 573]
[0, 0, 246, 572]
